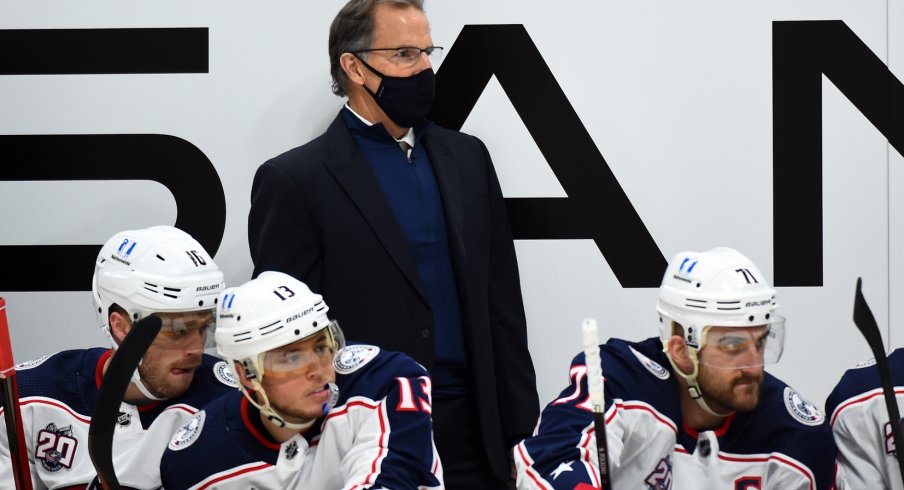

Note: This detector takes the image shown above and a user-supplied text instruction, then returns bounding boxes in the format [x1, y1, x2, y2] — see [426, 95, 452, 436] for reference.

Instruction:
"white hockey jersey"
[0, 348, 236, 490]
[826, 347, 904, 489]
[160, 344, 443, 489]
[515, 337, 836, 490]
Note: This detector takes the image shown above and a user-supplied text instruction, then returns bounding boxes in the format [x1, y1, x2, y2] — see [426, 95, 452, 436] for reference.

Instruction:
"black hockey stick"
[853, 277, 904, 484]
[0, 298, 34, 490]
[582, 319, 613, 490]
[88, 315, 162, 490]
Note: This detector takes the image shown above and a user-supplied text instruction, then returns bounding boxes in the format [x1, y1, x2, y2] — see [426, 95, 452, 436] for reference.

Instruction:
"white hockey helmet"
[215, 271, 344, 429]
[92, 225, 224, 342]
[656, 247, 785, 414]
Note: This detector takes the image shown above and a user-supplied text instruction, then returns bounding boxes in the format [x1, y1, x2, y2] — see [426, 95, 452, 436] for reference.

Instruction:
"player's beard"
[137, 355, 200, 399]
[267, 383, 331, 423]
[697, 365, 764, 413]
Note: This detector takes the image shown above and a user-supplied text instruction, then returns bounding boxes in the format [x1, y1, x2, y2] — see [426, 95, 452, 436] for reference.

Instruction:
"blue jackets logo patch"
[783, 387, 824, 426]
[214, 361, 238, 387]
[335, 344, 380, 374]
[169, 412, 205, 451]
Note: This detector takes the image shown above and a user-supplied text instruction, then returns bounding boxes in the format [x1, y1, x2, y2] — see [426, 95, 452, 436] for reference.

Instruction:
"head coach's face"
[331, 0, 437, 133]
[329, 0, 431, 97]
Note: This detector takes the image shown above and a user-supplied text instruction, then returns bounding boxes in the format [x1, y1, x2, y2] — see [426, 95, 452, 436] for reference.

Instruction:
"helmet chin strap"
[666, 345, 733, 418]
[130, 368, 165, 401]
[241, 379, 339, 431]
[105, 324, 166, 401]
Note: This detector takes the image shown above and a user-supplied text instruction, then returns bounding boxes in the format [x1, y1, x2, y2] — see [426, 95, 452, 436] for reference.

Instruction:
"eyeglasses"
[354, 46, 444, 67]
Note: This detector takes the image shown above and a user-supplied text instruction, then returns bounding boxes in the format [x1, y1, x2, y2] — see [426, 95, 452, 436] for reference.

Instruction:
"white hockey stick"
[582, 318, 613, 490]
[852, 278, 904, 484]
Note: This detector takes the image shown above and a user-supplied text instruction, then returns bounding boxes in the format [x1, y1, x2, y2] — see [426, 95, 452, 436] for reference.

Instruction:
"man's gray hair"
[328, 0, 425, 97]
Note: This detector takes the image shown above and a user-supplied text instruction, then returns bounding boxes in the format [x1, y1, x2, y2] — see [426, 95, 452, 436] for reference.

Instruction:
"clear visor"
[259, 320, 344, 385]
[149, 308, 217, 350]
[697, 316, 785, 369]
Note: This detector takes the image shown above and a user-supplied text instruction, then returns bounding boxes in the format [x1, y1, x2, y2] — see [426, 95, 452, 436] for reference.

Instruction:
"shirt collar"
[344, 103, 415, 148]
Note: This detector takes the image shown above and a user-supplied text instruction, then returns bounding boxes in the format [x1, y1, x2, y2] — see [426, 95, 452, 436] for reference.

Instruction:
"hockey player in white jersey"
[826, 348, 904, 488]
[0, 225, 236, 489]
[514, 247, 837, 490]
[160, 271, 443, 489]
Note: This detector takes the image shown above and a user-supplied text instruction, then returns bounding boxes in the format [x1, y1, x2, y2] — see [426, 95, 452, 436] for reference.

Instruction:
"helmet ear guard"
[240, 359, 258, 381]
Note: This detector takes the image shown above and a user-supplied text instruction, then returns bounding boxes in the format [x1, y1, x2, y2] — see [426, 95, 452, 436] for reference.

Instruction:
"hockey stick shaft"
[582, 318, 613, 490]
[0, 298, 34, 490]
[853, 278, 904, 485]
[88, 315, 162, 490]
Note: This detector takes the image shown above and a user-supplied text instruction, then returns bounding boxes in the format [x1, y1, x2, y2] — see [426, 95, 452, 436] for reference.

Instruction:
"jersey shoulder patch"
[335, 344, 381, 374]
[169, 411, 206, 451]
[783, 387, 825, 426]
[628, 345, 670, 380]
[212, 360, 238, 387]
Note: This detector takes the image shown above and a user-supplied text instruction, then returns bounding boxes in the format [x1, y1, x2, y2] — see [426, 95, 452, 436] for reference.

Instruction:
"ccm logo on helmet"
[286, 306, 315, 324]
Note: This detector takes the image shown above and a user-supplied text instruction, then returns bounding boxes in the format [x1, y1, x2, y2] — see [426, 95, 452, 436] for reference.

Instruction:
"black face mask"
[356, 56, 435, 128]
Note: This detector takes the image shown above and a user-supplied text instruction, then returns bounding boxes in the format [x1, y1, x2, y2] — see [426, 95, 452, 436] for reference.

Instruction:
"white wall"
[1, 0, 901, 411]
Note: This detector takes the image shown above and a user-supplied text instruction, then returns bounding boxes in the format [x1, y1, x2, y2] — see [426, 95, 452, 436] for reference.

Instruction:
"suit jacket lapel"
[423, 130, 466, 266]
[321, 114, 430, 305]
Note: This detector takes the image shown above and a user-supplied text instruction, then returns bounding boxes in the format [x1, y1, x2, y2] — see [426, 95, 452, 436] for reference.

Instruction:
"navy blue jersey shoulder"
[826, 348, 904, 415]
[160, 390, 276, 488]
[724, 373, 836, 488]
[333, 343, 427, 407]
[5, 348, 108, 415]
[590, 337, 682, 421]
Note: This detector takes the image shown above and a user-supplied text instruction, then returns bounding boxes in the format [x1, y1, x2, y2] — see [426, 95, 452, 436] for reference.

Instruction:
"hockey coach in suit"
[247, 0, 539, 487]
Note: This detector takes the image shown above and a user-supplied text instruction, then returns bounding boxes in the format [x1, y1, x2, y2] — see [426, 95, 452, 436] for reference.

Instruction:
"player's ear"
[667, 335, 694, 375]
[109, 310, 132, 345]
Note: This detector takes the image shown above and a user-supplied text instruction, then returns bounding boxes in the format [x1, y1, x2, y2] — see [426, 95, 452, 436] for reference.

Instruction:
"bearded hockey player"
[0, 225, 236, 488]
[826, 347, 904, 488]
[160, 271, 443, 489]
[514, 247, 836, 489]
